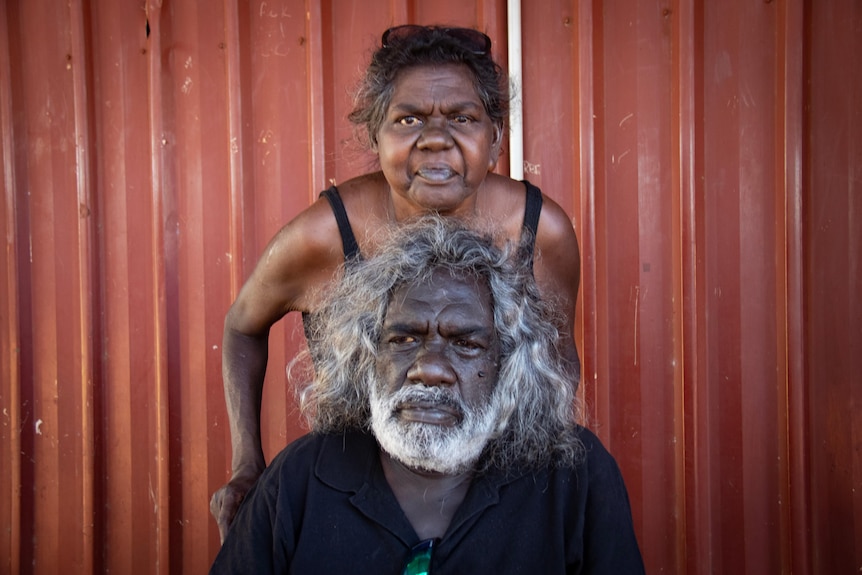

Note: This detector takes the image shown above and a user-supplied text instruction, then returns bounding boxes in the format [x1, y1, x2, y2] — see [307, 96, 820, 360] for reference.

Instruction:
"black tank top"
[320, 181, 543, 264]
[303, 181, 544, 337]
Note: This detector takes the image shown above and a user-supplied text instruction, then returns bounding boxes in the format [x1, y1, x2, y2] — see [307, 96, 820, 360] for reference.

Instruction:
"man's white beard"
[370, 383, 500, 475]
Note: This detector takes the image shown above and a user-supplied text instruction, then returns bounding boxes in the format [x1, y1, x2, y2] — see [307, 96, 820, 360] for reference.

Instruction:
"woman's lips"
[415, 166, 456, 182]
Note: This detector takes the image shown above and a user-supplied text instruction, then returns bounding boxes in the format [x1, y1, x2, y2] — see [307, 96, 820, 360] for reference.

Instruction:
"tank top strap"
[305, 186, 361, 348]
[521, 180, 543, 267]
[319, 186, 361, 262]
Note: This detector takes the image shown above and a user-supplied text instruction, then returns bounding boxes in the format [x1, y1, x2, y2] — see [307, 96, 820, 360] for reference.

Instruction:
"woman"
[211, 25, 581, 542]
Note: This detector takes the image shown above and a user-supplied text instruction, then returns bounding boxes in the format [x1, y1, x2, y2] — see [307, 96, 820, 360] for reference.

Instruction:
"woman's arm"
[533, 195, 582, 382]
[210, 200, 343, 541]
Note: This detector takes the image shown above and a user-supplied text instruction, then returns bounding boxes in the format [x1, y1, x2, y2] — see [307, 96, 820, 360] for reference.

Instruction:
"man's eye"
[389, 335, 417, 345]
[451, 115, 472, 124]
[455, 338, 482, 350]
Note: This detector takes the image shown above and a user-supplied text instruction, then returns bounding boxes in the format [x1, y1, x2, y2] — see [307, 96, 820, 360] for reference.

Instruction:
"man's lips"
[396, 401, 461, 426]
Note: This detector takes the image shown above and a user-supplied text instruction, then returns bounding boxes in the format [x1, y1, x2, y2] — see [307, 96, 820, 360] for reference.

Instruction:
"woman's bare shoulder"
[330, 172, 388, 203]
[323, 172, 392, 244]
[478, 175, 575, 240]
[477, 174, 529, 237]
[535, 191, 577, 242]
[483, 172, 527, 196]
[247, 174, 389, 314]
[251, 198, 345, 300]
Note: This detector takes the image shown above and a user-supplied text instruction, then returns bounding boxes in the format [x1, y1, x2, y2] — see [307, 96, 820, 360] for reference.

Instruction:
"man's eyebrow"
[381, 320, 424, 333]
[443, 100, 484, 110]
[443, 324, 495, 337]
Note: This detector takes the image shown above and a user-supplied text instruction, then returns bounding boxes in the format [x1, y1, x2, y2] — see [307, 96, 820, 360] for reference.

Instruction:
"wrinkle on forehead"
[390, 64, 483, 111]
[384, 269, 493, 332]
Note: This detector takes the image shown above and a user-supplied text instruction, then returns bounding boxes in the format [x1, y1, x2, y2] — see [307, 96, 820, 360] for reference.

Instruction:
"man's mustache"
[387, 386, 466, 416]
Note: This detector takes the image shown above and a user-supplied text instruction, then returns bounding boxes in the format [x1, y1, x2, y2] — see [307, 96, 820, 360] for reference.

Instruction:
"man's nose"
[406, 345, 457, 387]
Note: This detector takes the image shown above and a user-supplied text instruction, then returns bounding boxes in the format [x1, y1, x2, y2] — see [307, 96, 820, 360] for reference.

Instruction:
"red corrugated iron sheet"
[1, 0, 859, 573]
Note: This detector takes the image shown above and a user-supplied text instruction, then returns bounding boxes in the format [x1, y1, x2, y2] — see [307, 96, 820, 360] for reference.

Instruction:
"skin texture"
[375, 268, 500, 424]
[210, 63, 581, 542]
[376, 269, 501, 539]
[376, 65, 502, 217]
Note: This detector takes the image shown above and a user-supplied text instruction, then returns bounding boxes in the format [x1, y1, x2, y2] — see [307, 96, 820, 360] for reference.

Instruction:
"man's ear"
[488, 123, 504, 170]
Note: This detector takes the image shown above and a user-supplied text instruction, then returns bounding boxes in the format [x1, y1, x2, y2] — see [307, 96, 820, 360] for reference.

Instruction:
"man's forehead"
[385, 270, 492, 322]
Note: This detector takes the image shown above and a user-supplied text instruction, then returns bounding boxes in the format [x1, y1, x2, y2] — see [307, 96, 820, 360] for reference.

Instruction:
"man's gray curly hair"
[294, 215, 583, 470]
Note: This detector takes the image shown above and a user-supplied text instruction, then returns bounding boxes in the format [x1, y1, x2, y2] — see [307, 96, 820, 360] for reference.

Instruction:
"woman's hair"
[348, 26, 510, 149]
[294, 216, 584, 470]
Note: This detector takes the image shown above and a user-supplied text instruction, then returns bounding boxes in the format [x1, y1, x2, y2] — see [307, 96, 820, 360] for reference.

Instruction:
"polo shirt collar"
[313, 430, 527, 548]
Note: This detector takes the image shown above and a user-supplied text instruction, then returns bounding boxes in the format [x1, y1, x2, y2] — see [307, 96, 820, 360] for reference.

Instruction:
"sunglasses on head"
[401, 538, 436, 575]
[382, 25, 492, 55]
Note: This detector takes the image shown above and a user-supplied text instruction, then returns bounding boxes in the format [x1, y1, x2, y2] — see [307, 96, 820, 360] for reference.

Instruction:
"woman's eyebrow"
[387, 102, 425, 114]
[388, 100, 483, 114]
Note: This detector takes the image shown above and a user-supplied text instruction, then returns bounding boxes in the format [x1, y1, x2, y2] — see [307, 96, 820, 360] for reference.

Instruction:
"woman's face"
[375, 64, 502, 215]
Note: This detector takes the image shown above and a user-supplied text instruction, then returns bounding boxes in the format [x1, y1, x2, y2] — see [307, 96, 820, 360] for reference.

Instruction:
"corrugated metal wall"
[1, 0, 859, 573]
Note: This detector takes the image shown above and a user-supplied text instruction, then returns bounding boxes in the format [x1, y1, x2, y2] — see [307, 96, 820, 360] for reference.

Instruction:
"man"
[211, 217, 643, 574]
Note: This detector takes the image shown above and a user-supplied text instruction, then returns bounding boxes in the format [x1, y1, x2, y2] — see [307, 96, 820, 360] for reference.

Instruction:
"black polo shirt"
[211, 427, 644, 574]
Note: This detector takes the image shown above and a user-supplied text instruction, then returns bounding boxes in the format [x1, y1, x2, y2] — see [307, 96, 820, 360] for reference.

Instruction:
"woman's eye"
[389, 335, 417, 345]
[452, 115, 471, 124]
[398, 116, 422, 127]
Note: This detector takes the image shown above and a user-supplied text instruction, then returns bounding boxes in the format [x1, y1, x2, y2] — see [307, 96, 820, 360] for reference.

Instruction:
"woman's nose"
[417, 120, 454, 150]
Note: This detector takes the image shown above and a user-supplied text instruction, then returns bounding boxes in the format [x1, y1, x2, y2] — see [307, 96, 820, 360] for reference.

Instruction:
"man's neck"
[379, 450, 474, 540]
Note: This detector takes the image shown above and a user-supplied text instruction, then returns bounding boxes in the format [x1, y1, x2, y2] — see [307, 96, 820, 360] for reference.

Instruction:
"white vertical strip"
[306, 0, 326, 197]
[507, 0, 524, 180]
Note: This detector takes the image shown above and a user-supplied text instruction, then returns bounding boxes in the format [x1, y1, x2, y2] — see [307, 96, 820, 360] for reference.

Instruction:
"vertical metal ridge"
[778, 0, 810, 573]
[145, 0, 171, 572]
[224, 0, 246, 296]
[0, 0, 21, 570]
[564, 1, 587, 422]
[585, 0, 609, 435]
[672, 0, 699, 571]
[574, 0, 596, 402]
[68, 1, 96, 571]
[678, 0, 713, 572]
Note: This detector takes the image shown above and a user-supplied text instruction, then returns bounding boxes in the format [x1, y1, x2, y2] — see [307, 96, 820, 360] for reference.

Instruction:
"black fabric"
[321, 181, 542, 264]
[302, 187, 362, 339]
[521, 180, 543, 267]
[320, 186, 361, 261]
[303, 182, 544, 337]
[521, 180, 543, 236]
[211, 428, 645, 574]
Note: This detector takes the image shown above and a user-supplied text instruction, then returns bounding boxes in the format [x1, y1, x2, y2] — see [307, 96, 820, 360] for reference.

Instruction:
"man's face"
[370, 268, 502, 474]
